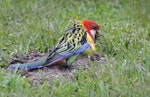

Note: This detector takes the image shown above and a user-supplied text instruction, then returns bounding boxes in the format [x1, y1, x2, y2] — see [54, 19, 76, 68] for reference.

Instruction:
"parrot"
[8, 20, 100, 70]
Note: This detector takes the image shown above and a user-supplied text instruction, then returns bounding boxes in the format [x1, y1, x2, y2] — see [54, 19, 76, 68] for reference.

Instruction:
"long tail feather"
[8, 58, 47, 70]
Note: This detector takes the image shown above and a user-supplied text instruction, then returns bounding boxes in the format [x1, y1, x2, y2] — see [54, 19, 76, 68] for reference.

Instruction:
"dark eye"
[92, 24, 97, 30]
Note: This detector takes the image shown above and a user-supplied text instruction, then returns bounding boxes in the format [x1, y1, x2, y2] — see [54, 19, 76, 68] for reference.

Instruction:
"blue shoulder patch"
[63, 43, 90, 57]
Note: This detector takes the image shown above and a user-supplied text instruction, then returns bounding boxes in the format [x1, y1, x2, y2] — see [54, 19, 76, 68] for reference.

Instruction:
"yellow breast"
[84, 33, 96, 56]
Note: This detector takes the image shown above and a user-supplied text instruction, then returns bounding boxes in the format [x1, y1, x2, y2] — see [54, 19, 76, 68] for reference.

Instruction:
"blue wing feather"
[63, 43, 90, 56]
[45, 43, 90, 66]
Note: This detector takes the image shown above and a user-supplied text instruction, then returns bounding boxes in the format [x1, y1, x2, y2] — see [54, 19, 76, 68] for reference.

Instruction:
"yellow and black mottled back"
[46, 21, 87, 62]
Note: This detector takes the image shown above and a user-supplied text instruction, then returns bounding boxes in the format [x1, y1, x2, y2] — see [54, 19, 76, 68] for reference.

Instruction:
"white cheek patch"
[90, 30, 96, 38]
[97, 30, 100, 33]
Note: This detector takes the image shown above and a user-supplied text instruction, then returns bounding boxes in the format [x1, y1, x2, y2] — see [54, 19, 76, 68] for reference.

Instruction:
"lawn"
[0, 0, 150, 96]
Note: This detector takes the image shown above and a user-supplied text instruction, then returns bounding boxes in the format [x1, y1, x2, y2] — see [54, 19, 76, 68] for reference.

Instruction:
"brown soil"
[7, 51, 115, 85]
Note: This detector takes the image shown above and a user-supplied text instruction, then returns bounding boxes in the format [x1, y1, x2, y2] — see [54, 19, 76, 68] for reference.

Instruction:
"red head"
[81, 20, 100, 42]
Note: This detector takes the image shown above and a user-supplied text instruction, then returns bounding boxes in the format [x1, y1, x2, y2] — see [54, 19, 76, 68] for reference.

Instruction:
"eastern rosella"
[8, 20, 100, 70]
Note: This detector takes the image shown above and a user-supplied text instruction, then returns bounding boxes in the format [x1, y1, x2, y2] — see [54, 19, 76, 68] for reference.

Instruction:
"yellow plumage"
[84, 32, 96, 56]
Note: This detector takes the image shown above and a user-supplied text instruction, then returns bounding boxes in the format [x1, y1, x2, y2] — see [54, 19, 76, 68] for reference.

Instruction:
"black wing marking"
[45, 24, 87, 66]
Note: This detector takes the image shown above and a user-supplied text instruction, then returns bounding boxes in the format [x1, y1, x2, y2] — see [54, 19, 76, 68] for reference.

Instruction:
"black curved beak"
[95, 30, 101, 41]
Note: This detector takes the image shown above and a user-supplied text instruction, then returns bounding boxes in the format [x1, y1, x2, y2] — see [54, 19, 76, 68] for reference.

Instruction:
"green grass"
[0, 0, 150, 96]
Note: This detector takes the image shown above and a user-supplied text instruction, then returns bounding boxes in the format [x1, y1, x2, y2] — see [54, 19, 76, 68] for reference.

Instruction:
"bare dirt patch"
[7, 51, 115, 85]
